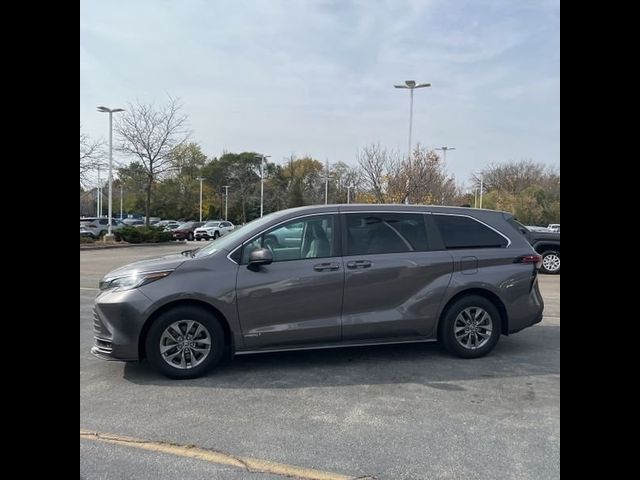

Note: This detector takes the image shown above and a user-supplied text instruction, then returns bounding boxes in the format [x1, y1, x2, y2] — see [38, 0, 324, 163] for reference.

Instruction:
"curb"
[80, 242, 186, 251]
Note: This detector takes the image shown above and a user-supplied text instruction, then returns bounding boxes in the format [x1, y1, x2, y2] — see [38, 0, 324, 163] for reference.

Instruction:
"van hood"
[103, 253, 188, 280]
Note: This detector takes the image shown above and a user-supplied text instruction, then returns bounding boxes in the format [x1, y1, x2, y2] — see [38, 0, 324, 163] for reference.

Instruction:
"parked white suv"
[80, 217, 125, 238]
[194, 221, 235, 241]
[547, 224, 560, 233]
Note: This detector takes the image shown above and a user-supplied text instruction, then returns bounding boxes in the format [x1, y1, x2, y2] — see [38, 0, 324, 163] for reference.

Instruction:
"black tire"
[145, 306, 225, 379]
[195, 237, 201, 241]
[539, 250, 560, 274]
[187, 232, 194, 241]
[213, 231, 220, 239]
[439, 295, 502, 359]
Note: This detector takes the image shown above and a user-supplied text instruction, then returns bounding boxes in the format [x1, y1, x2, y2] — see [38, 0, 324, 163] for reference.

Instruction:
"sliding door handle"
[313, 262, 340, 272]
[346, 260, 372, 269]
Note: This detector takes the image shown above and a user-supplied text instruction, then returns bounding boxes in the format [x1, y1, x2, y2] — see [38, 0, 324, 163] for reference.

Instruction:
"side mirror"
[247, 248, 273, 269]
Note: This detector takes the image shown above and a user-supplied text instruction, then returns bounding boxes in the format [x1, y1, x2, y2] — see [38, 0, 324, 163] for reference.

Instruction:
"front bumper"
[91, 288, 153, 362]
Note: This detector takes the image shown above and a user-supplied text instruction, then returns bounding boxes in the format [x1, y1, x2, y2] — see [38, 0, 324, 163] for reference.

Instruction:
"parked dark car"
[172, 221, 205, 241]
[93, 204, 544, 379]
[510, 220, 560, 274]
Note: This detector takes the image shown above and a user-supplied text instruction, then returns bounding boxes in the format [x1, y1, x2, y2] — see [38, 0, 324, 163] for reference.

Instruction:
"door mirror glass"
[247, 248, 273, 269]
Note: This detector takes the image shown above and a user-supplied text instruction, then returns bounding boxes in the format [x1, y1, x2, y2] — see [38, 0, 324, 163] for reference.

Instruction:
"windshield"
[204, 222, 220, 227]
[193, 212, 282, 258]
[177, 222, 193, 229]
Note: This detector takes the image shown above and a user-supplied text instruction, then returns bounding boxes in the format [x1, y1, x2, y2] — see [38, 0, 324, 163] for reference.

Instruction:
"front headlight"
[99, 270, 173, 292]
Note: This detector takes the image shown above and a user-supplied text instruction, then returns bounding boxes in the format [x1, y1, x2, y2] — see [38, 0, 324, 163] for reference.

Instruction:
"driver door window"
[241, 216, 335, 264]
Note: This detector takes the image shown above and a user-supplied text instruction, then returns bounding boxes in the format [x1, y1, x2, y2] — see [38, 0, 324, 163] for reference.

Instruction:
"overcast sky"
[80, 0, 559, 188]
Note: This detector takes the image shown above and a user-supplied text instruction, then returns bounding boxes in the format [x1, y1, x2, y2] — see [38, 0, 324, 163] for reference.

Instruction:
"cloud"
[80, 0, 559, 184]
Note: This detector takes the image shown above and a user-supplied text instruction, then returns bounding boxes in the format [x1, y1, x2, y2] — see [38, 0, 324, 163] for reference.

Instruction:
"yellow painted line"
[80, 430, 364, 480]
[80, 287, 99, 291]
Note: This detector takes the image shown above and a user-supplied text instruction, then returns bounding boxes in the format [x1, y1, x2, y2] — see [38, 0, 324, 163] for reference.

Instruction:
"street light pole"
[120, 184, 123, 220]
[435, 146, 455, 165]
[394, 80, 431, 204]
[435, 147, 455, 205]
[347, 184, 354, 204]
[223, 186, 230, 220]
[325, 159, 330, 205]
[97, 166, 101, 217]
[197, 177, 205, 221]
[479, 174, 484, 209]
[256, 155, 271, 217]
[97, 106, 125, 239]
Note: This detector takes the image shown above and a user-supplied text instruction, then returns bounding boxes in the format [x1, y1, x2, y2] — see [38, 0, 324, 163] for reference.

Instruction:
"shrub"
[80, 235, 95, 244]
[118, 226, 172, 244]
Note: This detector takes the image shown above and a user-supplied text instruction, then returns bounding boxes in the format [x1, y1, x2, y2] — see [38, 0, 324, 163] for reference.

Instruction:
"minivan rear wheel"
[145, 306, 224, 379]
[440, 295, 501, 359]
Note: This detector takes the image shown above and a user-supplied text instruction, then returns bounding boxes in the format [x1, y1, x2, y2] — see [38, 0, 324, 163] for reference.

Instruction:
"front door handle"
[313, 262, 340, 272]
[346, 260, 373, 269]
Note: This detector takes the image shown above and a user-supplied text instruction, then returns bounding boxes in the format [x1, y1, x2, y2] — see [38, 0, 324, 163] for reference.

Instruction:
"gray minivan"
[92, 204, 544, 379]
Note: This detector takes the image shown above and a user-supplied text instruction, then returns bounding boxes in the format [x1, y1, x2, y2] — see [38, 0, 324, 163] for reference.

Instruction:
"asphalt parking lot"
[80, 242, 560, 480]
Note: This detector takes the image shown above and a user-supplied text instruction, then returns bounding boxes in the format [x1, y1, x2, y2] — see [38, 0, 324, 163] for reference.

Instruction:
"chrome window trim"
[431, 212, 512, 248]
[226, 211, 339, 265]
[225, 208, 511, 264]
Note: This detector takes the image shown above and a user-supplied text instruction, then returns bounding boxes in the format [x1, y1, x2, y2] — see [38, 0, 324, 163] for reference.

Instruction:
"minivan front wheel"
[145, 306, 224, 379]
[440, 295, 501, 358]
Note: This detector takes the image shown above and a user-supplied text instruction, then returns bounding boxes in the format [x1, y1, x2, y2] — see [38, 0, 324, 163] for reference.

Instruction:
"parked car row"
[170, 220, 236, 241]
[80, 216, 237, 240]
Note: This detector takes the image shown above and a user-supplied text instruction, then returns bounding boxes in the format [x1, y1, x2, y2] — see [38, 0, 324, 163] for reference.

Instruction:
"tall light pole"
[394, 80, 431, 204]
[97, 106, 125, 239]
[197, 177, 205, 221]
[479, 174, 484, 209]
[435, 147, 455, 205]
[120, 184, 123, 220]
[223, 186, 230, 220]
[256, 154, 271, 217]
[97, 165, 101, 217]
[346, 184, 354, 204]
[325, 159, 330, 205]
[435, 146, 455, 164]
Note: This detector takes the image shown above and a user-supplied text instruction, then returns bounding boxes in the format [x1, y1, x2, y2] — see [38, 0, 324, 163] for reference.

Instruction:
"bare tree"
[408, 145, 457, 205]
[80, 125, 105, 188]
[357, 143, 395, 203]
[473, 160, 551, 194]
[115, 96, 191, 224]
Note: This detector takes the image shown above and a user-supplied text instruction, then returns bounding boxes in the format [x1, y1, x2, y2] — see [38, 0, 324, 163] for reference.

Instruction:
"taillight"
[88, 223, 97, 228]
[514, 254, 542, 269]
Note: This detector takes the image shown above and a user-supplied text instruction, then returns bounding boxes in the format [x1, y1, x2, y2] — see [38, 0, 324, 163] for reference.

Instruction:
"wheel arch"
[138, 299, 232, 360]
[437, 288, 510, 337]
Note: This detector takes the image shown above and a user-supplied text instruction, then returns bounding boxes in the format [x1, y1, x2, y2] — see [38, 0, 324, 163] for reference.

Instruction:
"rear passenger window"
[433, 215, 508, 249]
[345, 213, 428, 255]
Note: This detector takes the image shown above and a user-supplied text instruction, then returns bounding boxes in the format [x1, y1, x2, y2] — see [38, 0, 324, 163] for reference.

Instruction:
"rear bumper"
[507, 276, 545, 334]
